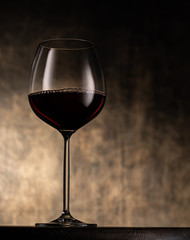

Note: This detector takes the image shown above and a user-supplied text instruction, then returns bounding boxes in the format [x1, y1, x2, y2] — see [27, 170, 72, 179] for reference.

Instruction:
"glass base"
[35, 213, 97, 227]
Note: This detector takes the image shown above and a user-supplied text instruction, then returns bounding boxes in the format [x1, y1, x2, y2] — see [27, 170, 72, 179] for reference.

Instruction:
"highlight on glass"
[28, 38, 106, 227]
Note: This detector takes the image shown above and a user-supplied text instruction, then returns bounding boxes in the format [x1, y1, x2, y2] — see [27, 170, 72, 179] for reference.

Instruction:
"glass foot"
[35, 213, 97, 227]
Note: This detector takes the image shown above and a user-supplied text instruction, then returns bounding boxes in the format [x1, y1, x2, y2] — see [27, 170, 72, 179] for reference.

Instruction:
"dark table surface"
[1, 227, 190, 240]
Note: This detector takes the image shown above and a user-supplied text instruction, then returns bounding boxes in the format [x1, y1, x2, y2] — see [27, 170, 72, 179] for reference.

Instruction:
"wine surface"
[28, 88, 105, 132]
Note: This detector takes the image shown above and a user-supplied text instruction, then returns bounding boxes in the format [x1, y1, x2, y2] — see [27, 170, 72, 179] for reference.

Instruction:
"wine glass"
[28, 38, 106, 227]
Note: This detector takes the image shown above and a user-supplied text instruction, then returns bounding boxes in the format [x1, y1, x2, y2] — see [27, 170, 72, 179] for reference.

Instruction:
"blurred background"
[0, 0, 189, 226]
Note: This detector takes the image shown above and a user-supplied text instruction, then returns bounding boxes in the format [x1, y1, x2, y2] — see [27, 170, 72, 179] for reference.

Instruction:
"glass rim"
[39, 38, 95, 50]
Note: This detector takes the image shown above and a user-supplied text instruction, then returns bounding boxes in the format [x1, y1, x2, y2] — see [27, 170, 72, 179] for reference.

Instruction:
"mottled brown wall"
[0, 1, 189, 226]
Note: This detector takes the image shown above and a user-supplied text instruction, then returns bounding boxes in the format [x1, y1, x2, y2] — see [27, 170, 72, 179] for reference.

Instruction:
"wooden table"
[1, 227, 190, 239]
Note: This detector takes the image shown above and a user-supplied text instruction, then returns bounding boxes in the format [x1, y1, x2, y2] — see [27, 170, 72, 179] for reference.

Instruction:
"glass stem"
[62, 135, 71, 215]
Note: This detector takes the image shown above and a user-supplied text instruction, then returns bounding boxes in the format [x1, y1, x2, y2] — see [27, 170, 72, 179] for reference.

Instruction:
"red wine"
[28, 88, 105, 132]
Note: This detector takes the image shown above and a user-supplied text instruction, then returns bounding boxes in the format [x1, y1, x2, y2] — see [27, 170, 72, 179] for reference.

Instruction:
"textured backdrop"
[0, 1, 190, 226]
